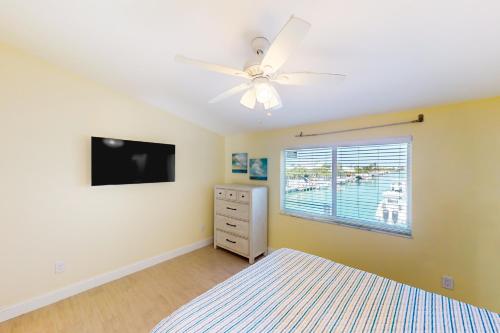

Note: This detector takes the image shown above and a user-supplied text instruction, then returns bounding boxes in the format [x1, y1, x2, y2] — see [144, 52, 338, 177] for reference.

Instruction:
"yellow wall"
[0, 43, 224, 308]
[225, 97, 500, 312]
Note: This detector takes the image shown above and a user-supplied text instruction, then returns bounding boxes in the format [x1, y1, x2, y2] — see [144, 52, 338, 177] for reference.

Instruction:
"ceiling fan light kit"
[240, 88, 256, 109]
[176, 15, 346, 116]
[254, 78, 273, 102]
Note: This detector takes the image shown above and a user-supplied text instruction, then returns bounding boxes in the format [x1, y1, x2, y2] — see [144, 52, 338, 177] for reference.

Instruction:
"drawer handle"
[226, 222, 237, 227]
[226, 238, 236, 244]
[226, 207, 237, 211]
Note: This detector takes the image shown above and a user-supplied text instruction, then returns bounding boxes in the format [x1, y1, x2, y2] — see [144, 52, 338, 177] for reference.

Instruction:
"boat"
[285, 176, 321, 192]
[376, 182, 407, 225]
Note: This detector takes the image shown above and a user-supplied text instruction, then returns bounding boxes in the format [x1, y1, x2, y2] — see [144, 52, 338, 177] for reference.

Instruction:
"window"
[281, 138, 411, 236]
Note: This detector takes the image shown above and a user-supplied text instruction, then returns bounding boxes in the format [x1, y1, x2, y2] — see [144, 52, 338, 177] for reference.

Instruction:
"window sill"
[280, 210, 413, 239]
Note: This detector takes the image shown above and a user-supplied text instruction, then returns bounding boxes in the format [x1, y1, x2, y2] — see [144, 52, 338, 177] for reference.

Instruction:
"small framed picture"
[249, 158, 268, 181]
[232, 153, 248, 173]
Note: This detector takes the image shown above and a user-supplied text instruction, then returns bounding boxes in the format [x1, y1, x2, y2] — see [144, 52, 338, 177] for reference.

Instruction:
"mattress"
[152, 248, 499, 332]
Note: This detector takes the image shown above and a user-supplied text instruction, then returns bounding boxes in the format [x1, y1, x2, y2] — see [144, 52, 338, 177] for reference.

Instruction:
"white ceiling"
[1, 1, 500, 134]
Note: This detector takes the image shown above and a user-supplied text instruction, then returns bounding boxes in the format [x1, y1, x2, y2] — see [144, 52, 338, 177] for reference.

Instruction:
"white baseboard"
[0, 238, 213, 323]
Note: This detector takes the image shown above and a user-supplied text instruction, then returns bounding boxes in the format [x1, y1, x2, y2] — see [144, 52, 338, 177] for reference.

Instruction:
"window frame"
[280, 136, 413, 237]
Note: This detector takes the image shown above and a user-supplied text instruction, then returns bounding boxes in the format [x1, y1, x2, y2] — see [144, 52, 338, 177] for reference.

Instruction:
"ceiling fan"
[175, 15, 346, 115]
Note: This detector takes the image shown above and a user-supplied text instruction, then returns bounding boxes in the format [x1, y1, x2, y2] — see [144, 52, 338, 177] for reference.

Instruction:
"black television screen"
[91, 137, 175, 186]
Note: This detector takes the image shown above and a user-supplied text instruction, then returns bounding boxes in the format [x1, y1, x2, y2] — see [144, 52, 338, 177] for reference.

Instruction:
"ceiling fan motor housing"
[251, 37, 270, 55]
[244, 37, 270, 76]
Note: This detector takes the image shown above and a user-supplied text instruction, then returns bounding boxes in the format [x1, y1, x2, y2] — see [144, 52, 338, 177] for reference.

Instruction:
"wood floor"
[0, 246, 250, 333]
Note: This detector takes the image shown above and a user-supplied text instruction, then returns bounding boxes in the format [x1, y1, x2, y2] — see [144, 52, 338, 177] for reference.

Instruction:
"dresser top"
[215, 184, 267, 190]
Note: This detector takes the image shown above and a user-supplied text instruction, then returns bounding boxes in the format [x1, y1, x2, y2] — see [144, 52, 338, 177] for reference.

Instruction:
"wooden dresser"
[214, 184, 268, 264]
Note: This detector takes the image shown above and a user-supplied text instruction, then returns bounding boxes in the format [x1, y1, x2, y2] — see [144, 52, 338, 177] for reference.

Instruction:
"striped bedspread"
[152, 248, 499, 332]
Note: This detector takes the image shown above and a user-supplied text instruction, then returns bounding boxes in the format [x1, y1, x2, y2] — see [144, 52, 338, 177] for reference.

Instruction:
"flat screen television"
[91, 137, 175, 186]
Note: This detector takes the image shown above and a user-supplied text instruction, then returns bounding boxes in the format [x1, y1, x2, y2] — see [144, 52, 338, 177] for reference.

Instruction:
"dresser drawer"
[237, 191, 249, 203]
[215, 188, 226, 199]
[215, 200, 249, 220]
[215, 215, 249, 237]
[216, 230, 249, 255]
[225, 190, 237, 201]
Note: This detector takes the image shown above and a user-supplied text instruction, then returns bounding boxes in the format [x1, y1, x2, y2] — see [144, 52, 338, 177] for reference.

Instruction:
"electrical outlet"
[200, 224, 206, 232]
[54, 261, 66, 274]
[442, 276, 454, 290]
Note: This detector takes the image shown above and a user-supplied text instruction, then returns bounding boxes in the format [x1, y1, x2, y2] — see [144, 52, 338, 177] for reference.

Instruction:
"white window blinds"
[283, 148, 333, 216]
[282, 138, 411, 236]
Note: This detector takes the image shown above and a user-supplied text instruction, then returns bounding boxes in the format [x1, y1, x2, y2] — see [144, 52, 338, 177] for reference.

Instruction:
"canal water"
[284, 172, 407, 224]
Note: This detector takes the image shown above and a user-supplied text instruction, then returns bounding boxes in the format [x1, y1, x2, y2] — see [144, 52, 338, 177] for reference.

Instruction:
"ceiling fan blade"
[261, 16, 311, 74]
[209, 83, 251, 104]
[240, 88, 256, 109]
[175, 55, 250, 79]
[273, 72, 346, 85]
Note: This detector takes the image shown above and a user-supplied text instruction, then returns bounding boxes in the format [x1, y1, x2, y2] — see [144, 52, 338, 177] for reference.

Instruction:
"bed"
[152, 248, 499, 332]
